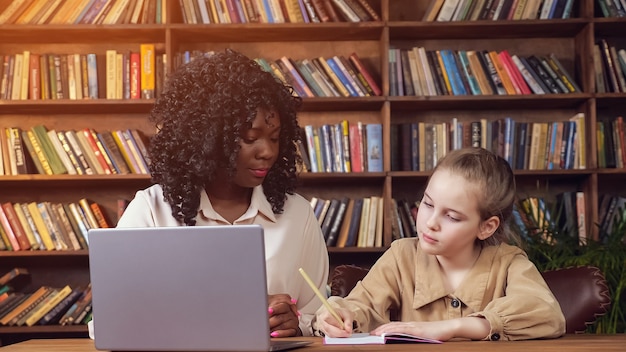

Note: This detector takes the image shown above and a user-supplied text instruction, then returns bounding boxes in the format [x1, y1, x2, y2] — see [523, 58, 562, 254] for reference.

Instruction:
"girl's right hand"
[318, 307, 354, 338]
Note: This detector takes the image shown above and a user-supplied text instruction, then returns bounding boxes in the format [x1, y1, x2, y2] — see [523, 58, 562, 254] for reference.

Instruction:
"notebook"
[88, 225, 311, 352]
[324, 332, 442, 345]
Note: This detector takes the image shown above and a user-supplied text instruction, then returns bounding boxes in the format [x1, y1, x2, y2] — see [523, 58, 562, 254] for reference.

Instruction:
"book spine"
[38, 287, 83, 325]
[348, 52, 381, 96]
[1, 203, 31, 250]
[140, 43, 155, 99]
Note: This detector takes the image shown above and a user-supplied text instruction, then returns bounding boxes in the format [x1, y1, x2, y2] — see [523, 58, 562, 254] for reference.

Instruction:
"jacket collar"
[412, 243, 494, 312]
[199, 185, 277, 223]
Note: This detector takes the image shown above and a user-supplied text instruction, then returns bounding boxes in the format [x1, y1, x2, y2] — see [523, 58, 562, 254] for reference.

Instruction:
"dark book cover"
[547, 53, 581, 92]
[320, 198, 340, 240]
[518, 55, 551, 94]
[397, 199, 416, 238]
[604, 120, 617, 168]
[345, 198, 364, 247]
[389, 123, 401, 171]
[538, 56, 569, 93]
[515, 122, 528, 170]
[527, 55, 562, 94]
[0, 293, 28, 321]
[426, 50, 446, 95]
[399, 50, 415, 96]
[326, 197, 349, 246]
[335, 199, 355, 247]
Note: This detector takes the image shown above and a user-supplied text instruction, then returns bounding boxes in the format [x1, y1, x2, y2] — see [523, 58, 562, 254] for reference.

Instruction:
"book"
[38, 285, 83, 325]
[365, 123, 383, 172]
[1, 286, 53, 326]
[31, 124, 67, 175]
[1, 202, 31, 250]
[26, 202, 55, 250]
[0, 205, 21, 250]
[13, 203, 40, 249]
[326, 197, 349, 246]
[140, 43, 155, 99]
[25, 285, 72, 326]
[324, 332, 442, 345]
[0, 268, 30, 288]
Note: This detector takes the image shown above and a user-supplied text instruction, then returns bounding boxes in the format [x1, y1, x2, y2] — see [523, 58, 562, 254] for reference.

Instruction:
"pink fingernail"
[270, 332, 279, 337]
[268, 307, 273, 314]
[297, 310, 302, 317]
[291, 298, 297, 304]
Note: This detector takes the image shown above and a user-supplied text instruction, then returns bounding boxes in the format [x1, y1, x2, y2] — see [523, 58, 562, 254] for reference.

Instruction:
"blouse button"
[451, 299, 460, 308]
[490, 333, 501, 341]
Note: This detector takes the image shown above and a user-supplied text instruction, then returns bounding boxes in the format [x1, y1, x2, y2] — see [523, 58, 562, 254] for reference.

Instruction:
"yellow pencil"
[298, 267, 346, 329]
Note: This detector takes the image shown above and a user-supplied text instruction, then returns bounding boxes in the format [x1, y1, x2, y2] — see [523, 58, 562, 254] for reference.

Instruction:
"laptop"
[88, 225, 311, 351]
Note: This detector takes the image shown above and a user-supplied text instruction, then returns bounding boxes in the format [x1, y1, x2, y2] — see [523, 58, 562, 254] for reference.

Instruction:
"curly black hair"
[148, 49, 303, 226]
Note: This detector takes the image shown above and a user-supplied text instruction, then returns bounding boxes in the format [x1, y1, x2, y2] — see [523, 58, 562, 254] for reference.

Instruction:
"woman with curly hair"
[117, 49, 329, 337]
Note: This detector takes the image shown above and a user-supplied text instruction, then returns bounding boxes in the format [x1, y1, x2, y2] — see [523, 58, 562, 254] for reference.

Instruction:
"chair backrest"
[541, 266, 611, 333]
[329, 264, 611, 334]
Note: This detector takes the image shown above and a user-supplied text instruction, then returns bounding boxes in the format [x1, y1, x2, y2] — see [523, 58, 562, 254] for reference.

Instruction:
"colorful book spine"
[140, 43, 155, 99]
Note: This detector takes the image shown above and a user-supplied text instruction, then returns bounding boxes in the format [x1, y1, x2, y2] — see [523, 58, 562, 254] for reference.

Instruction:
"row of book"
[0, 268, 92, 327]
[389, 47, 581, 97]
[597, 0, 626, 17]
[511, 192, 587, 243]
[0, 0, 167, 25]
[0, 199, 111, 252]
[389, 199, 418, 242]
[301, 122, 382, 173]
[172, 50, 381, 99]
[180, 0, 380, 24]
[0, 45, 163, 101]
[424, 0, 575, 22]
[311, 196, 384, 248]
[597, 194, 626, 239]
[0, 126, 150, 176]
[256, 53, 382, 98]
[390, 114, 586, 172]
[593, 40, 626, 93]
[597, 117, 626, 169]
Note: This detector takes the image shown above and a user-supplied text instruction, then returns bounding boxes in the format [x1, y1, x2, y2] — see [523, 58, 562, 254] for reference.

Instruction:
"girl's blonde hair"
[432, 147, 519, 246]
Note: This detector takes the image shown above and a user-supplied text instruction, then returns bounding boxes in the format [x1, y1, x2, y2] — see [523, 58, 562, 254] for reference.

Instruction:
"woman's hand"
[317, 306, 354, 338]
[267, 294, 301, 337]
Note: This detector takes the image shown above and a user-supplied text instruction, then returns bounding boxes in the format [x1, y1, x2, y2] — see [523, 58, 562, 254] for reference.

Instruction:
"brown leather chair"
[329, 264, 611, 334]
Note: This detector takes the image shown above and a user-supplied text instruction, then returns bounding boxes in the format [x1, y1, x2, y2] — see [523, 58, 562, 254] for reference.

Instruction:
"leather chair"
[329, 264, 611, 334]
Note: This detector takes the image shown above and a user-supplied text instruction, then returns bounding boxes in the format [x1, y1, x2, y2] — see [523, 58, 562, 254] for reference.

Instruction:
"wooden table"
[1, 334, 625, 351]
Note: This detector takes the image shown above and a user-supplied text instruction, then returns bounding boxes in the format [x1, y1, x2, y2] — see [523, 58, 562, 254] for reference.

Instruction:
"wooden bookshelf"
[1, 0, 626, 344]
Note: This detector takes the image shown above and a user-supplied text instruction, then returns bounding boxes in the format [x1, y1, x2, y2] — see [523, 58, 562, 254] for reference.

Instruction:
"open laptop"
[88, 225, 311, 351]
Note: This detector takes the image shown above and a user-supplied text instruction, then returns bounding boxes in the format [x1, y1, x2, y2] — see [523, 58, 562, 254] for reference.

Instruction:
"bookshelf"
[0, 0, 625, 345]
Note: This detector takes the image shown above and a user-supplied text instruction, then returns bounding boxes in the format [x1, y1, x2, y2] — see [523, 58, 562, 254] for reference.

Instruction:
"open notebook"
[324, 332, 442, 345]
[88, 225, 310, 352]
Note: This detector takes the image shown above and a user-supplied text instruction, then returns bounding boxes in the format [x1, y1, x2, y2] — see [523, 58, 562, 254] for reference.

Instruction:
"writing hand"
[317, 306, 353, 338]
[267, 294, 301, 338]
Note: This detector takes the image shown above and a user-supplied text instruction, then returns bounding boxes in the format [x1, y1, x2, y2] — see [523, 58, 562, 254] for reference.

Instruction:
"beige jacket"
[322, 238, 565, 341]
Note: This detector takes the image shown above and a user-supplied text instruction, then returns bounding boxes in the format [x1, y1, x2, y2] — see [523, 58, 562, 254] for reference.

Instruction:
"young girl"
[116, 50, 328, 337]
[314, 147, 565, 341]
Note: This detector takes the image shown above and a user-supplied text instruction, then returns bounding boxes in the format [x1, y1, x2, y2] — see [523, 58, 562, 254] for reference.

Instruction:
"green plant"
[512, 197, 626, 333]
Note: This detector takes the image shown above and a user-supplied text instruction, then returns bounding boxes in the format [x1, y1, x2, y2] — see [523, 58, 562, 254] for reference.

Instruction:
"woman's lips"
[250, 168, 268, 177]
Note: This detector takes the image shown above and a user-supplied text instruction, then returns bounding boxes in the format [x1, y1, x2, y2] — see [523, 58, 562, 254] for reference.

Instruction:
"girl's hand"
[317, 307, 354, 338]
[371, 320, 459, 342]
[267, 294, 301, 337]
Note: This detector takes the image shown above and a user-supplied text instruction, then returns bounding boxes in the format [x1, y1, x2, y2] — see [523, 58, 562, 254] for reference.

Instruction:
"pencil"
[298, 267, 346, 329]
